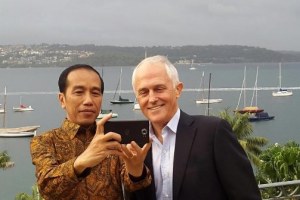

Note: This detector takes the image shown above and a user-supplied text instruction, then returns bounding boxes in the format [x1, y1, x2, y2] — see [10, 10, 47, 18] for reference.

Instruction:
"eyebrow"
[72, 85, 101, 91]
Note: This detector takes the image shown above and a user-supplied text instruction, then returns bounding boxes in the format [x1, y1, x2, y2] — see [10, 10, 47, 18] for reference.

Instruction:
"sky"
[1, 0, 300, 51]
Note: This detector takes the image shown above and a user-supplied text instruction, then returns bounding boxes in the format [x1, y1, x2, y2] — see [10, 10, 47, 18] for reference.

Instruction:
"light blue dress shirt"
[150, 109, 180, 200]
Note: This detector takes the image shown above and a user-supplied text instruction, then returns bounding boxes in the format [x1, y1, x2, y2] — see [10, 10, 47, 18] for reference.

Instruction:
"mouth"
[80, 109, 95, 114]
[148, 105, 163, 110]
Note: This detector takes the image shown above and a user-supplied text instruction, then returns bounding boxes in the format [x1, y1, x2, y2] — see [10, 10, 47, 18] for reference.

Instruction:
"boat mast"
[278, 62, 282, 90]
[112, 72, 121, 100]
[144, 47, 147, 58]
[199, 71, 205, 100]
[207, 73, 211, 116]
[236, 66, 246, 111]
[250, 66, 259, 107]
[256, 66, 259, 106]
[19, 96, 22, 106]
[119, 67, 122, 98]
[3, 86, 7, 128]
[244, 66, 247, 107]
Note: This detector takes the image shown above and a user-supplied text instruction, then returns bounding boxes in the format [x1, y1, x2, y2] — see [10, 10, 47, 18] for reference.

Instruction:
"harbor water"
[0, 62, 299, 199]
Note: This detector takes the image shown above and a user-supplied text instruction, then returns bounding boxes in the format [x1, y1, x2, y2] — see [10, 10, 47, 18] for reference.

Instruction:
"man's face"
[59, 68, 102, 126]
[134, 62, 182, 128]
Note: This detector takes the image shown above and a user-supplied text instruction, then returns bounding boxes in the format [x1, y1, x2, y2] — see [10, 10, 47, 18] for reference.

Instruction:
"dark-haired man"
[30, 64, 151, 200]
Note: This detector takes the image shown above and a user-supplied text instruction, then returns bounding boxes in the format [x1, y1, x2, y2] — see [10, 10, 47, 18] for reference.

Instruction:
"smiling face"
[58, 68, 102, 126]
[134, 61, 183, 129]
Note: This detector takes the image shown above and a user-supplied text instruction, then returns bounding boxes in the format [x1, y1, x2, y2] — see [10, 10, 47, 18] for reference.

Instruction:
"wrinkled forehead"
[137, 62, 168, 79]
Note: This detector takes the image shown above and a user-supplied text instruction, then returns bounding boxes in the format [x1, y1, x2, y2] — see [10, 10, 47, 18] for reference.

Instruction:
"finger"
[96, 113, 112, 135]
[129, 141, 141, 152]
[121, 144, 131, 155]
[104, 132, 122, 143]
[121, 144, 136, 159]
[141, 141, 152, 155]
[106, 149, 123, 157]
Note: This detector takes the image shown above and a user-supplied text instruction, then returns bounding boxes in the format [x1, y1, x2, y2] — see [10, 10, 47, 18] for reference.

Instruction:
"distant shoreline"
[1, 44, 300, 68]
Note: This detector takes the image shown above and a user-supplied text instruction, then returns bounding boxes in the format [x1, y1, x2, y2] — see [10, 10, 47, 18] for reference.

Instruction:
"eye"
[74, 90, 84, 95]
[92, 90, 102, 96]
[138, 89, 148, 97]
[156, 86, 165, 93]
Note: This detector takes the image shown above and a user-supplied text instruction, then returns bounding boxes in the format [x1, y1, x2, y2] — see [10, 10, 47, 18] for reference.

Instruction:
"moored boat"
[0, 125, 40, 137]
[13, 96, 34, 112]
[236, 106, 264, 114]
[13, 105, 34, 112]
[272, 63, 293, 97]
[248, 112, 275, 122]
[110, 67, 134, 104]
[97, 109, 118, 119]
[0, 87, 39, 137]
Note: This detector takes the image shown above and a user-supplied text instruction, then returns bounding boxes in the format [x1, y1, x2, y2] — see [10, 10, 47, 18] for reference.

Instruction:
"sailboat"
[133, 98, 140, 110]
[13, 96, 34, 112]
[0, 103, 4, 113]
[195, 71, 222, 104]
[235, 66, 264, 114]
[110, 67, 134, 104]
[98, 68, 118, 118]
[97, 109, 118, 119]
[272, 63, 293, 97]
[0, 87, 40, 137]
[246, 67, 274, 122]
[189, 59, 196, 70]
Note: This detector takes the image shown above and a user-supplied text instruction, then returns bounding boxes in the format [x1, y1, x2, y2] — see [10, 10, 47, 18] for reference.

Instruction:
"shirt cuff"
[129, 165, 147, 182]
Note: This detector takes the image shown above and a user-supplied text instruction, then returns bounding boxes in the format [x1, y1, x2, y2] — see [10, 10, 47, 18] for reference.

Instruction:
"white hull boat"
[0, 125, 40, 137]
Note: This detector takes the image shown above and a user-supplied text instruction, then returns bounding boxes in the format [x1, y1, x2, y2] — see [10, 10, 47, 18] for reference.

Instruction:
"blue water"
[0, 63, 299, 199]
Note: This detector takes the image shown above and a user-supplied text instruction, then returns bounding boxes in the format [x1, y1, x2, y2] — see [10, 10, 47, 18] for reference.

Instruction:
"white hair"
[132, 55, 180, 93]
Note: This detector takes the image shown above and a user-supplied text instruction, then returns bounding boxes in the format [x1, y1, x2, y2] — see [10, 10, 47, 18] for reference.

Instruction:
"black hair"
[58, 64, 104, 94]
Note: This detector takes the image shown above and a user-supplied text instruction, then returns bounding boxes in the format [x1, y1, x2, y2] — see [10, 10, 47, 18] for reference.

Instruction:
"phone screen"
[104, 120, 149, 147]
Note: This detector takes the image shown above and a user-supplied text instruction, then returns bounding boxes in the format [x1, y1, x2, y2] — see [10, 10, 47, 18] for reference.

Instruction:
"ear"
[58, 93, 66, 109]
[175, 82, 183, 98]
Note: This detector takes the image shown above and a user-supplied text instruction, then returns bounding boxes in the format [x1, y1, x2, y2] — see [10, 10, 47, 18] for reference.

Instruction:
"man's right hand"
[74, 113, 123, 175]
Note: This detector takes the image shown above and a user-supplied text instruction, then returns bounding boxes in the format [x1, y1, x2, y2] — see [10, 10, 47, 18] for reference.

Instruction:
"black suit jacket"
[131, 111, 261, 200]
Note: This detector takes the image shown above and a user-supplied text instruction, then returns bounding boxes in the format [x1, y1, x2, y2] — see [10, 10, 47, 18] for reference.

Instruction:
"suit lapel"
[173, 111, 197, 200]
[144, 147, 157, 199]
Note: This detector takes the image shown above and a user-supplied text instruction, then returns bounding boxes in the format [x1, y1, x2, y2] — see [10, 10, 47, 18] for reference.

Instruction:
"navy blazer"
[130, 110, 261, 200]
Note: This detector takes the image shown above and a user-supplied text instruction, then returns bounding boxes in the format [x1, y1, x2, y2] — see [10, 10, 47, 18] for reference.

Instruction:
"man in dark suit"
[130, 55, 262, 200]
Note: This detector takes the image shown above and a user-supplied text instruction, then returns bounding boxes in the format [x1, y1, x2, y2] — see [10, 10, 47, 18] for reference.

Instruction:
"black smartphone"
[104, 120, 149, 147]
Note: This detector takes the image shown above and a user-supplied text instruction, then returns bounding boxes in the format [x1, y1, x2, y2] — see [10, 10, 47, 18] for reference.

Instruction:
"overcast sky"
[1, 0, 300, 51]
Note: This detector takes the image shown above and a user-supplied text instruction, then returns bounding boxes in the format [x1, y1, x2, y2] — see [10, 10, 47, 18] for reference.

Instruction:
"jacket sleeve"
[30, 135, 81, 199]
[214, 119, 262, 200]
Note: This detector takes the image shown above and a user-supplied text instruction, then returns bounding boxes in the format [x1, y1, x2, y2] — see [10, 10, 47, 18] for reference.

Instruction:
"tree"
[256, 141, 300, 198]
[219, 109, 268, 166]
[0, 150, 13, 169]
[257, 141, 300, 182]
[15, 184, 43, 200]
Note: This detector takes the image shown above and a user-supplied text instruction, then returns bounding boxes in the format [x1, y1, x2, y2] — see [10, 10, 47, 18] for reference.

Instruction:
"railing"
[259, 180, 300, 200]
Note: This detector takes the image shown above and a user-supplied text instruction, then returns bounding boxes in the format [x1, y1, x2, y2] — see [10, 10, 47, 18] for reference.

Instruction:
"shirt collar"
[166, 108, 180, 133]
[61, 118, 97, 140]
[149, 108, 180, 136]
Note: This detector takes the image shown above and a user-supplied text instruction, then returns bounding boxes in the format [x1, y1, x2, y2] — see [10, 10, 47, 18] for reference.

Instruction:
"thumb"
[96, 113, 112, 135]
[142, 141, 152, 155]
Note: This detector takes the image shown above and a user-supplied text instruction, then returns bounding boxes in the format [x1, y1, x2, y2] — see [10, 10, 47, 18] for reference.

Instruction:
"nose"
[83, 93, 93, 105]
[148, 90, 158, 103]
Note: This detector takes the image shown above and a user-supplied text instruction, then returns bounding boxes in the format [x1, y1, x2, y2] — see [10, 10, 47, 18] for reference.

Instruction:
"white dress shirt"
[150, 109, 180, 200]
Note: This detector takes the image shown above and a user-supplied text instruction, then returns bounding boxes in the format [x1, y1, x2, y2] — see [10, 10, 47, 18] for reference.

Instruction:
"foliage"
[0, 150, 11, 169]
[15, 184, 43, 200]
[219, 108, 268, 166]
[15, 193, 32, 200]
[256, 141, 300, 198]
[257, 141, 300, 182]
